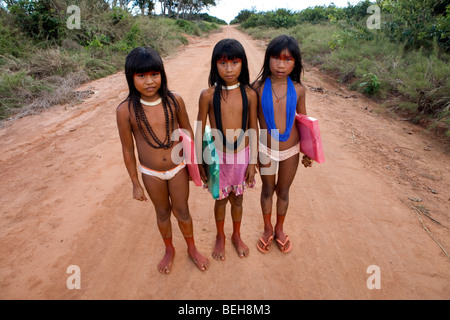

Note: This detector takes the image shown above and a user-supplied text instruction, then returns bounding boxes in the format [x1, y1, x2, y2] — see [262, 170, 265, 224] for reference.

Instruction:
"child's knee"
[229, 194, 243, 207]
[215, 198, 229, 208]
[173, 206, 191, 223]
[275, 187, 289, 201]
[261, 185, 275, 199]
[156, 207, 171, 221]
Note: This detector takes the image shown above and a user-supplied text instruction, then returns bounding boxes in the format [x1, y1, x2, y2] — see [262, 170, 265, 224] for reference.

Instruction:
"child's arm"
[296, 84, 313, 167]
[116, 102, 148, 202]
[246, 88, 258, 183]
[253, 81, 264, 173]
[296, 84, 307, 115]
[196, 89, 212, 183]
[173, 92, 194, 139]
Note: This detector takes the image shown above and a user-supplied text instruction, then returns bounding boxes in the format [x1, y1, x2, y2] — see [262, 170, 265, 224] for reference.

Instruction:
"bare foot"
[212, 234, 226, 261]
[232, 233, 249, 258]
[158, 247, 175, 274]
[188, 248, 210, 271]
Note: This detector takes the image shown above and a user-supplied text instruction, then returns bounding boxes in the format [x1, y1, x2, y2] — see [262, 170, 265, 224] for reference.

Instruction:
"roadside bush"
[242, 9, 297, 29]
[0, 16, 33, 58]
[0, 7, 216, 120]
[0, 70, 52, 119]
[238, 1, 450, 135]
[7, 0, 66, 42]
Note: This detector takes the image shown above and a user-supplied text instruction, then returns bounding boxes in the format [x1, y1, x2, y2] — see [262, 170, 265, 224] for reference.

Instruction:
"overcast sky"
[202, 0, 361, 24]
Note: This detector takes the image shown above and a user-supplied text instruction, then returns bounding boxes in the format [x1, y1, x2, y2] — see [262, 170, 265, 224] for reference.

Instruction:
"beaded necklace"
[135, 97, 175, 149]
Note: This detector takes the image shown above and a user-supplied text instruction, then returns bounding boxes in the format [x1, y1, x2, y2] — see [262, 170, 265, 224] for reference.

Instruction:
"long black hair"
[254, 35, 303, 89]
[208, 38, 251, 100]
[124, 47, 178, 149]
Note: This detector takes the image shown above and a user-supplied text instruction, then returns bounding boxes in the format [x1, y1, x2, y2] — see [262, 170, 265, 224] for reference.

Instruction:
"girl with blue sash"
[254, 35, 312, 254]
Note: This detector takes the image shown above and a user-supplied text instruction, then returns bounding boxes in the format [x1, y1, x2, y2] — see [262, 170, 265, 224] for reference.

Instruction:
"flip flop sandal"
[257, 235, 274, 254]
[275, 235, 292, 254]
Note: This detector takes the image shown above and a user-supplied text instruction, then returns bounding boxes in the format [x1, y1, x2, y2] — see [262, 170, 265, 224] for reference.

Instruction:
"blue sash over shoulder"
[261, 77, 297, 142]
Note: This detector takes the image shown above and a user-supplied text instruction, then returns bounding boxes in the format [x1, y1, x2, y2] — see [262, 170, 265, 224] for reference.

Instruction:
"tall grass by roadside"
[243, 23, 450, 137]
[0, 15, 218, 121]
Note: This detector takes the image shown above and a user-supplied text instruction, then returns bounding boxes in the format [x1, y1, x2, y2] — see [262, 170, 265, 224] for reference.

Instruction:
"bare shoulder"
[293, 82, 306, 97]
[171, 91, 183, 100]
[252, 80, 264, 95]
[116, 100, 131, 116]
[170, 91, 185, 106]
[245, 86, 257, 97]
[199, 86, 215, 105]
[200, 86, 215, 98]
[245, 85, 258, 102]
[116, 100, 132, 129]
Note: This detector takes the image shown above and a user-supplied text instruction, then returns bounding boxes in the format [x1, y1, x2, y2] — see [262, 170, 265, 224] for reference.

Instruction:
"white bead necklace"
[140, 98, 162, 106]
[222, 82, 240, 90]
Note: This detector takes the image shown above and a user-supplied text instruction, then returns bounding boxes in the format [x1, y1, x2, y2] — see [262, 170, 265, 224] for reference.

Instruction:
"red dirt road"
[1, 26, 449, 299]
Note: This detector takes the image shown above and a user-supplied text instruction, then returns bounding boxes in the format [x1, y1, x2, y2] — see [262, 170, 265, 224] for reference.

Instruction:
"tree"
[380, 0, 449, 51]
[133, 0, 155, 15]
[159, 0, 216, 19]
[5, 0, 66, 41]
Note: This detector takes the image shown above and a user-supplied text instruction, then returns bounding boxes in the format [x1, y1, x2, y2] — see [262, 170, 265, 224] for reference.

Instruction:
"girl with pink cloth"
[216, 144, 251, 199]
[197, 39, 258, 261]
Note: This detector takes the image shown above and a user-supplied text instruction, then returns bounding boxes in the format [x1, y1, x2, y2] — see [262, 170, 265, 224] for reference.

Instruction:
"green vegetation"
[234, 0, 450, 137]
[0, 0, 223, 120]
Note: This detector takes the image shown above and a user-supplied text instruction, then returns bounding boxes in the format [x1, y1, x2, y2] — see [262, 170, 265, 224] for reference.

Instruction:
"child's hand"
[302, 155, 313, 168]
[245, 164, 256, 184]
[133, 185, 148, 202]
[198, 164, 207, 183]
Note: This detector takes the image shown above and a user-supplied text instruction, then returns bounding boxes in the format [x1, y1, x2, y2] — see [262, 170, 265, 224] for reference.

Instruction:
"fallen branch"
[411, 206, 450, 258]
[399, 198, 449, 259]
[421, 210, 447, 229]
